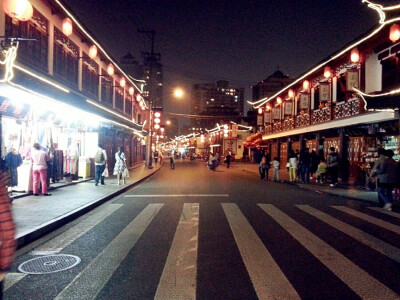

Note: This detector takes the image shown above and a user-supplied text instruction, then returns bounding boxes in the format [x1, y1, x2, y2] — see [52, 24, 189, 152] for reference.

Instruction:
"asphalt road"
[4, 159, 400, 299]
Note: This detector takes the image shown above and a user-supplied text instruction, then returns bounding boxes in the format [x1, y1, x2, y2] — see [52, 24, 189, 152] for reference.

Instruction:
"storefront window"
[5, 9, 48, 72]
[115, 89, 124, 111]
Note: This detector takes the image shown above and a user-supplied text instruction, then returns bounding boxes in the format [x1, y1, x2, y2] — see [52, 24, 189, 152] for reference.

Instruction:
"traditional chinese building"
[0, 0, 149, 191]
[249, 1, 400, 185]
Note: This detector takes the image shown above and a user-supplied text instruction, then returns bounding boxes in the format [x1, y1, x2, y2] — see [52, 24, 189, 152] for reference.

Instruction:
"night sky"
[62, 0, 396, 123]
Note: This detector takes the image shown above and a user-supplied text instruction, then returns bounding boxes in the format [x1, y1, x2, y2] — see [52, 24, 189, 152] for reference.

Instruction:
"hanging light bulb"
[324, 66, 332, 78]
[88, 45, 97, 59]
[107, 64, 114, 75]
[350, 48, 360, 63]
[389, 24, 400, 43]
[62, 18, 73, 36]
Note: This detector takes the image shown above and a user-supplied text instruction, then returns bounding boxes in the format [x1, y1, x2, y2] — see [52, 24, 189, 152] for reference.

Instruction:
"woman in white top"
[113, 147, 127, 185]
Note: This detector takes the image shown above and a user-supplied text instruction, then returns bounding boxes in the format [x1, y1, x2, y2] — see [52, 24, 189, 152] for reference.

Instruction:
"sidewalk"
[236, 162, 379, 204]
[12, 163, 162, 248]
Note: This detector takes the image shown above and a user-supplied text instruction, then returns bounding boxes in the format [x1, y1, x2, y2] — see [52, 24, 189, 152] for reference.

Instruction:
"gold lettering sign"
[299, 93, 309, 109]
[284, 101, 293, 115]
[319, 83, 330, 101]
[273, 107, 281, 119]
[346, 70, 359, 91]
[264, 112, 271, 124]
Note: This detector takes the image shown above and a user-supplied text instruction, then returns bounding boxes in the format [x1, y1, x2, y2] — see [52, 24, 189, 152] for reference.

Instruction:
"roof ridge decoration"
[248, 0, 400, 109]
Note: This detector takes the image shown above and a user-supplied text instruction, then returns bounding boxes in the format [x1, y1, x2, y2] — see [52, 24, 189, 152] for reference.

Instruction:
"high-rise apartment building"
[191, 80, 244, 128]
[252, 69, 292, 101]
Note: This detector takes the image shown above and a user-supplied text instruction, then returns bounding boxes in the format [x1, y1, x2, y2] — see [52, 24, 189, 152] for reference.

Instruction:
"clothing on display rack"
[5, 150, 22, 187]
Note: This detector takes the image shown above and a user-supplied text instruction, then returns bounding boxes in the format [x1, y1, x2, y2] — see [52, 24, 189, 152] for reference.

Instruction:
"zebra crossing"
[5, 202, 400, 299]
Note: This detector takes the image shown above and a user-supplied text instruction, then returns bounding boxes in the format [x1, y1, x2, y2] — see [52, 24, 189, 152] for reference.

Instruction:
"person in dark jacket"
[371, 149, 397, 211]
[327, 147, 339, 187]
[299, 148, 311, 184]
[310, 149, 320, 181]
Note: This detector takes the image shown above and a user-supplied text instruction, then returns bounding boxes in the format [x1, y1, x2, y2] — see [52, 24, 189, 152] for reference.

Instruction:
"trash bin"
[78, 156, 91, 179]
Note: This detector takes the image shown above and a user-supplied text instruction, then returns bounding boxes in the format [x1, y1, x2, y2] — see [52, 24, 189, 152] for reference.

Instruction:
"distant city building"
[142, 52, 163, 110]
[252, 69, 292, 101]
[120, 52, 143, 80]
[191, 80, 244, 129]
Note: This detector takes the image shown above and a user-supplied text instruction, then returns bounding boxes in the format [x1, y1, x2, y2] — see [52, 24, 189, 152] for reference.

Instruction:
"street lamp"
[173, 87, 184, 99]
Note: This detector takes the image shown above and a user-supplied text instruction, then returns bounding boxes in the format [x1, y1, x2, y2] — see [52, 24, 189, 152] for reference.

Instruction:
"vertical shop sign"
[346, 69, 359, 91]
[231, 124, 238, 138]
[284, 101, 293, 115]
[273, 107, 280, 120]
[223, 139, 237, 155]
[299, 93, 310, 109]
[319, 82, 331, 101]
[264, 112, 271, 124]
[257, 115, 263, 125]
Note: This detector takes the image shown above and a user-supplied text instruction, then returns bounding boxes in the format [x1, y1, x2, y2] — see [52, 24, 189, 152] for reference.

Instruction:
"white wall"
[365, 52, 382, 94]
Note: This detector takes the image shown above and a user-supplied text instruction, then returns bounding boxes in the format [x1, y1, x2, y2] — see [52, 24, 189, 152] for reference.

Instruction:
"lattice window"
[125, 94, 132, 117]
[101, 71, 113, 106]
[82, 56, 99, 98]
[115, 89, 124, 111]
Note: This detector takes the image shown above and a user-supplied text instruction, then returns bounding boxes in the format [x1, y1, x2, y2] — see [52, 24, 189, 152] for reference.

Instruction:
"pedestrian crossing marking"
[34, 204, 123, 253]
[155, 203, 199, 300]
[333, 206, 400, 235]
[259, 204, 400, 300]
[54, 204, 164, 300]
[222, 203, 301, 300]
[368, 207, 400, 219]
[4, 273, 27, 291]
[297, 205, 400, 262]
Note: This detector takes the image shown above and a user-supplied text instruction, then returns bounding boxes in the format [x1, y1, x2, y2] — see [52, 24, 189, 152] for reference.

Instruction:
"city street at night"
[4, 160, 400, 299]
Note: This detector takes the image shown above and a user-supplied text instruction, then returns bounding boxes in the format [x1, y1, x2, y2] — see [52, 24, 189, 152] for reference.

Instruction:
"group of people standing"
[258, 147, 340, 186]
[94, 144, 129, 186]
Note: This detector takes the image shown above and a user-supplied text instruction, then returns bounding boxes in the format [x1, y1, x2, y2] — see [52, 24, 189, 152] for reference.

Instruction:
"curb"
[16, 167, 161, 249]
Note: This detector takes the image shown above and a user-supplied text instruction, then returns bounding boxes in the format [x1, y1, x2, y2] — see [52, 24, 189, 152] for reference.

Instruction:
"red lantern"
[62, 18, 73, 36]
[276, 97, 282, 104]
[258, 108, 263, 114]
[324, 66, 332, 78]
[154, 112, 161, 118]
[288, 89, 295, 98]
[350, 48, 360, 63]
[389, 24, 400, 43]
[303, 80, 310, 90]
[129, 87, 134, 96]
[3, 0, 33, 21]
[107, 64, 114, 76]
[88, 45, 97, 59]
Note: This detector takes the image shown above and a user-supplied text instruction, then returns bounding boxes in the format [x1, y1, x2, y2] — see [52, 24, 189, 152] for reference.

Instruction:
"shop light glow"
[62, 18, 73, 36]
[350, 48, 360, 63]
[129, 87, 134, 96]
[88, 45, 97, 59]
[249, 0, 400, 109]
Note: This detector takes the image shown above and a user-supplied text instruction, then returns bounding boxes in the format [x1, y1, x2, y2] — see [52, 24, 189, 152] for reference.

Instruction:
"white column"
[332, 77, 337, 102]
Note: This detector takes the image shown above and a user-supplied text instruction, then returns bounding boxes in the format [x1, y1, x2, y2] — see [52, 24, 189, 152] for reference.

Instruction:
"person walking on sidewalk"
[327, 147, 340, 187]
[371, 148, 396, 210]
[113, 146, 127, 185]
[31, 143, 51, 196]
[271, 157, 280, 181]
[225, 152, 233, 169]
[259, 156, 267, 180]
[0, 170, 15, 298]
[299, 148, 311, 184]
[288, 151, 298, 182]
[94, 144, 107, 186]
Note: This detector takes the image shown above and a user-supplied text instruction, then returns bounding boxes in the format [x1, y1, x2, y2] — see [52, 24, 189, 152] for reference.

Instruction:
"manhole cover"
[18, 254, 81, 274]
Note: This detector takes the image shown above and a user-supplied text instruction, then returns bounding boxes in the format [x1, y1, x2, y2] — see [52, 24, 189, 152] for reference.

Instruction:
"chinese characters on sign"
[231, 124, 238, 138]
[264, 112, 271, 124]
[257, 115, 263, 125]
[299, 93, 310, 109]
[346, 70, 359, 91]
[319, 83, 331, 102]
[284, 101, 293, 115]
[273, 107, 280, 120]
[0, 96, 30, 118]
[223, 139, 237, 156]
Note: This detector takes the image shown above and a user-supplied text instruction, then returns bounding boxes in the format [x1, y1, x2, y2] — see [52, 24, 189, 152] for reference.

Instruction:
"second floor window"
[115, 89, 124, 111]
[82, 56, 99, 98]
[101, 73, 113, 106]
[53, 27, 79, 86]
[5, 9, 48, 72]
[125, 95, 132, 117]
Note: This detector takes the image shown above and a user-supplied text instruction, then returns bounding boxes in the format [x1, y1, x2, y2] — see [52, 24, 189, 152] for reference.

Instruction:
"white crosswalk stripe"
[368, 207, 400, 219]
[155, 203, 199, 300]
[297, 205, 400, 262]
[54, 204, 164, 300]
[222, 203, 300, 300]
[259, 204, 400, 300]
[333, 206, 400, 234]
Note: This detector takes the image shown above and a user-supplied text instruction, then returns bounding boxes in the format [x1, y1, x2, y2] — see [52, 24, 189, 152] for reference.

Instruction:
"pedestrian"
[288, 152, 298, 182]
[225, 152, 233, 168]
[259, 156, 267, 180]
[169, 152, 175, 169]
[159, 152, 163, 165]
[299, 148, 311, 184]
[316, 158, 328, 183]
[94, 144, 108, 186]
[271, 157, 280, 181]
[327, 147, 340, 187]
[154, 150, 159, 164]
[31, 143, 51, 196]
[371, 148, 397, 210]
[310, 149, 320, 181]
[0, 170, 16, 298]
[113, 146, 127, 185]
